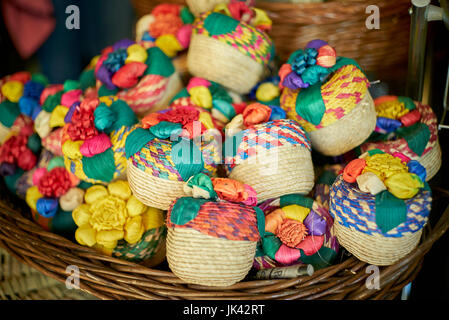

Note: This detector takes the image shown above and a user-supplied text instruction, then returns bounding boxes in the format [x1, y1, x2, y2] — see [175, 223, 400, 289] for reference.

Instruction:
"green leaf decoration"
[186, 173, 217, 200]
[98, 85, 118, 97]
[209, 81, 233, 103]
[171, 138, 205, 182]
[280, 194, 314, 209]
[144, 47, 175, 77]
[42, 91, 63, 112]
[396, 122, 430, 156]
[79, 69, 96, 91]
[299, 247, 337, 270]
[170, 197, 208, 225]
[180, 6, 195, 24]
[0, 100, 20, 128]
[375, 190, 408, 234]
[204, 12, 239, 36]
[125, 128, 155, 159]
[398, 96, 416, 110]
[82, 148, 116, 183]
[253, 206, 266, 239]
[149, 121, 183, 140]
[261, 232, 282, 260]
[295, 82, 326, 126]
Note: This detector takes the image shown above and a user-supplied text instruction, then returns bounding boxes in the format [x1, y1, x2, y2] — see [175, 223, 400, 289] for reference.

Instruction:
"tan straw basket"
[330, 175, 432, 266]
[228, 145, 314, 203]
[0, 247, 96, 300]
[334, 223, 423, 266]
[225, 119, 314, 203]
[420, 140, 442, 181]
[166, 198, 260, 287]
[185, 0, 228, 16]
[0, 179, 449, 299]
[187, 33, 266, 95]
[309, 92, 377, 156]
[166, 227, 257, 286]
[127, 158, 186, 211]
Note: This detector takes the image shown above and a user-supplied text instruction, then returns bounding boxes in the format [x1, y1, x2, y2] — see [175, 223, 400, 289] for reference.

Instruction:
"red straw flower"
[38, 167, 72, 198]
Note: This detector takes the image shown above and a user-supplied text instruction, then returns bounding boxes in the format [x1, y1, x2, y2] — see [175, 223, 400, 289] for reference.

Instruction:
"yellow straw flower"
[72, 181, 164, 250]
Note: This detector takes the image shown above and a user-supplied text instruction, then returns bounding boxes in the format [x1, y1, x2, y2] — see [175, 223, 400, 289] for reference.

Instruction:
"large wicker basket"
[130, 0, 411, 85]
[1, 176, 448, 300]
[1, 0, 445, 301]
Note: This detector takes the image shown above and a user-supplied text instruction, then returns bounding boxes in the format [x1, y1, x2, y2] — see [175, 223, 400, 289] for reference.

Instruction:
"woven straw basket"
[127, 136, 219, 211]
[280, 61, 377, 156]
[185, 0, 228, 16]
[359, 102, 442, 181]
[131, 0, 411, 85]
[309, 92, 377, 156]
[0, 178, 449, 299]
[330, 175, 432, 266]
[166, 198, 260, 287]
[187, 11, 273, 95]
[115, 73, 183, 118]
[0, 247, 96, 300]
[225, 119, 314, 203]
[0, 0, 447, 301]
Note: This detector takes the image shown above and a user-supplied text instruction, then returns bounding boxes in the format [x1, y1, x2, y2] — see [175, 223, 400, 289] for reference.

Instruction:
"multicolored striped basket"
[61, 96, 138, 185]
[166, 175, 264, 286]
[94, 40, 183, 117]
[279, 41, 376, 156]
[125, 107, 221, 210]
[225, 118, 314, 203]
[358, 96, 442, 181]
[329, 152, 432, 266]
[187, 7, 274, 94]
[254, 169, 340, 272]
[72, 180, 167, 264]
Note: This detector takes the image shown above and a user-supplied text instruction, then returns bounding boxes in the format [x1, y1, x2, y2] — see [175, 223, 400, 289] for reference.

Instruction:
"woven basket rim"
[1, 185, 448, 299]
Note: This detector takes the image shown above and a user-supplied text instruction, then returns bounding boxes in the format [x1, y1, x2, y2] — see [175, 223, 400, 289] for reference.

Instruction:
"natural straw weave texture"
[420, 140, 442, 181]
[330, 175, 432, 266]
[127, 158, 185, 211]
[228, 145, 314, 203]
[166, 227, 257, 287]
[185, 0, 228, 16]
[0, 247, 96, 300]
[334, 223, 423, 266]
[0, 182, 449, 299]
[309, 92, 377, 156]
[187, 33, 265, 95]
[225, 119, 314, 203]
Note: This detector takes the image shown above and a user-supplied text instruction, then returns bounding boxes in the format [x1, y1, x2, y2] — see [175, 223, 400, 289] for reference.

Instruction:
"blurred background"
[0, 0, 448, 300]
